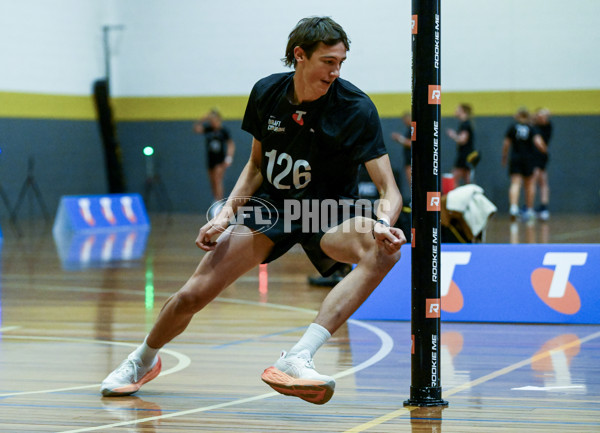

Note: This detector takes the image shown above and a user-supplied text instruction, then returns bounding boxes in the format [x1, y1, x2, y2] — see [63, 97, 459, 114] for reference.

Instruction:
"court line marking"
[0, 326, 21, 333]
[342, 329, 600, 432]
[50, 319, 392, 433]
[0, 337, 191, 398]
[550, 226, 600, 242]
[0, 294, 394, 433]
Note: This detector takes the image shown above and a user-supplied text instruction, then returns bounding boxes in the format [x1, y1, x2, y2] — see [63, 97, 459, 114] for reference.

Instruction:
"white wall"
[0, 0, 106, 94]
[0, 0, 598, 96]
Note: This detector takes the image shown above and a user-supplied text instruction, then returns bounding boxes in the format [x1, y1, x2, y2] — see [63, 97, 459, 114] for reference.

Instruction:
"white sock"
[131, 337, 160, 366]
[288, 323, 331, 357]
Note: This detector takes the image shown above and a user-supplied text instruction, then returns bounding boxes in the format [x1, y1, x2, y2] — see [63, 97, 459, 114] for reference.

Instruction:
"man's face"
[295, 41, 347, 101]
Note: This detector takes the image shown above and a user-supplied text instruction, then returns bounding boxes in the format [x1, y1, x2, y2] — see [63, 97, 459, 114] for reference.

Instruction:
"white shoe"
[261, 349, 335, 405]
[100, 355, 161, 397]
[523, 208, 536, 222]
[539, 209, 550, 221]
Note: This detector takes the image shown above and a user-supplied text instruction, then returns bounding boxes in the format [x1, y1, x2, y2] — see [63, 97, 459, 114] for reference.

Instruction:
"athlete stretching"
[101, 16, 405, 405]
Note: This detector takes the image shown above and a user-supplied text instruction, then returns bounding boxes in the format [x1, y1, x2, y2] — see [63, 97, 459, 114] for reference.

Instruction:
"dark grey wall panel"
[0, 118, 108, 220]
[0, 115, 598, 219]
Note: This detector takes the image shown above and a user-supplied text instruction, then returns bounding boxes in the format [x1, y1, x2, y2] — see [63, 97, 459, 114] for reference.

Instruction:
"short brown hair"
[516, 107, 530, 122]
[283, 17, 350, 68]
[459, 103, 472, 116]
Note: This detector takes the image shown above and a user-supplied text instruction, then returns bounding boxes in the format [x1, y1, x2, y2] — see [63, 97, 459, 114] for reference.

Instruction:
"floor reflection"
[101, 396, 162, 432]
[408, 406, 445, 433]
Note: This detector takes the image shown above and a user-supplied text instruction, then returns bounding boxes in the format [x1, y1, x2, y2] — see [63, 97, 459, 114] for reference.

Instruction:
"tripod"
[143, 154, 173, 214]
[0, 182, 11, 217]
[11, 156, 51, 223]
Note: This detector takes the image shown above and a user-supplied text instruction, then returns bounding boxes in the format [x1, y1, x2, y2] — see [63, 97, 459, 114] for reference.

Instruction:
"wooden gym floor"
[0, 213, 599, 432]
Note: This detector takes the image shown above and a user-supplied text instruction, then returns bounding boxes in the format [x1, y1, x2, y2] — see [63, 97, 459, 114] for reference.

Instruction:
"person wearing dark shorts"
[446, 103, 475, 185]
[502, 108, 547, 221]
[101, 16, 406, 406]
[532, 108, 552, 220]
[193, 110, 236, 206]
[391, 112, 413, 189]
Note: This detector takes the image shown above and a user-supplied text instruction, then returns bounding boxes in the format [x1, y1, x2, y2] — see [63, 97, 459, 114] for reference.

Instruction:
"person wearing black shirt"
[502, 108, 547, 220]
[446, 103, 475, 185]
[101, 16, 405, 405]
[193, 109, 235, 207]
[532, 108, 552, 220]
[391, 111, 413, 189]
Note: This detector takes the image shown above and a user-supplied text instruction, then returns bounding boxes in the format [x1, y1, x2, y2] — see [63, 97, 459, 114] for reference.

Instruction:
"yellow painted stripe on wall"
[372, 89, 600, 117]
[112, 95, 250, 121]
[0, 91, 97, 120]
[1, 89, 598, 120]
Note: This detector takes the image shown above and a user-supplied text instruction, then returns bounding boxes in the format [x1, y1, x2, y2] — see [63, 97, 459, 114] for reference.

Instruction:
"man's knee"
[172, 280, 218, 315]
[380, 248, 402, 272]
[360, 241, 401, 275]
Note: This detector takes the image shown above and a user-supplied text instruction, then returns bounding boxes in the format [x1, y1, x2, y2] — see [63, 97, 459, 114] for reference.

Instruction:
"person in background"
[194, 109, 235, 213]
[532, 108, 553, 220]
[390, 112, 412, 190]
[502, 107, 547, 221]
[446, 103, 475, 186]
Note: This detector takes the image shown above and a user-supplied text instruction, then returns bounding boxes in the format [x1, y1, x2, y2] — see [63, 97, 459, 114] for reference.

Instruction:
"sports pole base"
[404, 386, 448, 407]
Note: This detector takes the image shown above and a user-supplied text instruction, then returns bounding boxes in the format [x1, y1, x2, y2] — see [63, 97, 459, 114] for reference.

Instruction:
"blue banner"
[53, 194, 149, 232]
[52, 194, 150, 270]
[352, 244, 600, 324]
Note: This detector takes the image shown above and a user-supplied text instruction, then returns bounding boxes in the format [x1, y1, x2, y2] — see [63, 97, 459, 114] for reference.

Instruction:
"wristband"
[224, 155, 233, 164]
[372, 218, 390, 239]
[376, 218, 390, 227]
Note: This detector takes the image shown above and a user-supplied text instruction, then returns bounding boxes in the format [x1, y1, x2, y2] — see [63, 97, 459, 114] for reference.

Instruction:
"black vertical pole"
[95, 25, 126, 194]
[103, 26, 112, 89]
[404, 0, 448, 407]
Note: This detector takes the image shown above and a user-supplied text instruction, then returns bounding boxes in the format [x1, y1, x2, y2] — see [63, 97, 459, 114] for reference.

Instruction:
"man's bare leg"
[261, 217, 403, 404]
[101, 225, 273, 396]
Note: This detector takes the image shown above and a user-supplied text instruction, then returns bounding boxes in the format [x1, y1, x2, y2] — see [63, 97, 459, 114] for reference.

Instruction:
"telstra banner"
[352, 244, 600, 324]
[53, 194, 150, 231]
[53, 194, 150, 269]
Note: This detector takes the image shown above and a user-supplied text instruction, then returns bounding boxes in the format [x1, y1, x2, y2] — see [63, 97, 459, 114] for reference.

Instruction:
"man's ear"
[293, 46, 305, 64]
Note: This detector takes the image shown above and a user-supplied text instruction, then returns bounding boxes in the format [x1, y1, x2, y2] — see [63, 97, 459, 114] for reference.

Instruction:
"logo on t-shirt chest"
[267, 116, 286, 133]
[293, 110, 307, 126]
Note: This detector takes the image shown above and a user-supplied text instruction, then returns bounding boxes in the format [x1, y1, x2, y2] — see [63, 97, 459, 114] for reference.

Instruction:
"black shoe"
[308, 264, 351, 287]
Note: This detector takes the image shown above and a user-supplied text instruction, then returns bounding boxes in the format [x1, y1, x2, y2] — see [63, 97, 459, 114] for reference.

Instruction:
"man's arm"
[196, 138, 263, 250]
[391, 132, 411, 148]
[364, 154, 405, 253]
[448, 129, 469, 146]
[533, 134, 547, 154]
[225, 138, 236, 166]
[193, 115, 210, 134]
[501, 137, 511, 166]
[364, 154, 402, 225]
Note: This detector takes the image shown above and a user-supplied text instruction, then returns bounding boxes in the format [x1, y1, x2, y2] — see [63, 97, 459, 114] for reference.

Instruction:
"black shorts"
[454, 148, 471, 169]
[207, 151, 226, 169]
[403, 147, 412, 168]
[235, 197, 374, 277]
[532, 151, 549, 170]
[509, 154, 535, 177]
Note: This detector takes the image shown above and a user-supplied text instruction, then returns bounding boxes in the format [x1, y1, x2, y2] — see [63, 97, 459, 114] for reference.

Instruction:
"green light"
[143, 146, 154, 156]
[145, 255, 155, 311]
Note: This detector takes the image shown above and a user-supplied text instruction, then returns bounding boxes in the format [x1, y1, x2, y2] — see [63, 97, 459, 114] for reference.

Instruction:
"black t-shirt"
[537, 123, 552, 147]
[403, 125, 412, 166]
[505, 122, 539, 156]
[457, 120, 474, 155]
[242, 72, 387, 202]
[203, 125, 230, 156]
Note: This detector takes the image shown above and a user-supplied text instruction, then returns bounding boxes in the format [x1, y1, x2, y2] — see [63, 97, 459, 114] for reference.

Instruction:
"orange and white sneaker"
[100, 355, 162, 397]
[261, 349, 335, 405]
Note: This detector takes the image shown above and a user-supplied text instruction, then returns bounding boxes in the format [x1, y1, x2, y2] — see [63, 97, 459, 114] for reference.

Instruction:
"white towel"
[446, 184, 498, 236]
